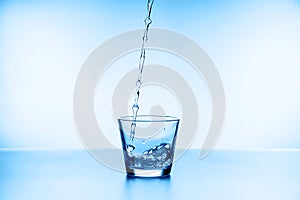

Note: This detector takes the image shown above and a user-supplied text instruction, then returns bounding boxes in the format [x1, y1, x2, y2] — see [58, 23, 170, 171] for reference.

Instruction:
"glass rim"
[118, 115, 180, 122]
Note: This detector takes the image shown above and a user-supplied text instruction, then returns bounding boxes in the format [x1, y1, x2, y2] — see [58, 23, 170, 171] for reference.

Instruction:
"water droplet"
[136, 80, 142, 87]
[144, 17, 152, 26]
[126, 144, 135, 152]
[132, 104, 139, 112]
[142, 140, 146, 144]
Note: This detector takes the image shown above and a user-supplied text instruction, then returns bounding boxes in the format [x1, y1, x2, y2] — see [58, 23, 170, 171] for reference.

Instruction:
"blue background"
[1, 1, 300, 200]
[1, 0, 300, 150]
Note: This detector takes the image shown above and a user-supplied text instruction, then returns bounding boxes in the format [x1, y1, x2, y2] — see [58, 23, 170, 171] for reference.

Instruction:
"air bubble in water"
[130, 123, 136, 140]
[126, 144, 135, 152]
[158, 143, 169, 150]
[142, 142, 170, 155]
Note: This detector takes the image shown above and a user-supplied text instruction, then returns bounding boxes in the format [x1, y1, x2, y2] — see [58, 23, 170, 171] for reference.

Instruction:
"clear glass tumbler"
[118, 115, 180, 177]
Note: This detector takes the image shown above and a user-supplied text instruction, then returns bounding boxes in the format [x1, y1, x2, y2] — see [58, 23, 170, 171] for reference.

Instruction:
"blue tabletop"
[1, 149, 299, 200]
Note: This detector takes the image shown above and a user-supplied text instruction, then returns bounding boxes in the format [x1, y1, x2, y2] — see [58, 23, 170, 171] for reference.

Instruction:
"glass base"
[126, 167, 171, 177]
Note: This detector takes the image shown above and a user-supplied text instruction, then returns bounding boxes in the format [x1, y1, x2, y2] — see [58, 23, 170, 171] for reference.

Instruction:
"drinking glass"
[118, 115, 180, 177]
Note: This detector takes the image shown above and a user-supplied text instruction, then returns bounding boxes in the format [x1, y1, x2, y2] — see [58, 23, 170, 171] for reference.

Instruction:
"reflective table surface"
[1, 149, 299, 200]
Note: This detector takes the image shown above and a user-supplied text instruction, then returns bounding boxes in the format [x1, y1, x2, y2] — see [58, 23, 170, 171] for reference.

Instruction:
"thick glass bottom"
[126, 167, 172, 177]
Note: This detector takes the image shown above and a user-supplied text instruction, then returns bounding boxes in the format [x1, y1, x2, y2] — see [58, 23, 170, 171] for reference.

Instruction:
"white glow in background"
[0, 0, 300, 149]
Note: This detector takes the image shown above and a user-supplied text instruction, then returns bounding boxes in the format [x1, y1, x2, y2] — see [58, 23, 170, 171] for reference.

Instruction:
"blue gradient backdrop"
[0, 0, 300, 149]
